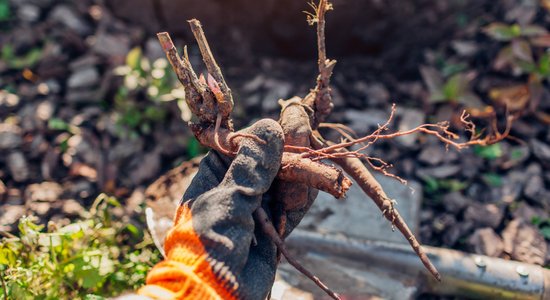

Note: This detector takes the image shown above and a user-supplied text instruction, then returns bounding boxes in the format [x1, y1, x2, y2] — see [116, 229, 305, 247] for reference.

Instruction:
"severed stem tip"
[157, 32, 174, 51]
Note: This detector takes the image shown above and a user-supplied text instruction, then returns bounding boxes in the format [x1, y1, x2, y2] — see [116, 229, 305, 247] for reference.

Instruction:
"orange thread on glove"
[138, 205, 238, 300]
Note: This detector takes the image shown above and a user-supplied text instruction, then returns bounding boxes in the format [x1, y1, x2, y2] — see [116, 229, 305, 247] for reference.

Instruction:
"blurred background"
[0, 0, 549, 299]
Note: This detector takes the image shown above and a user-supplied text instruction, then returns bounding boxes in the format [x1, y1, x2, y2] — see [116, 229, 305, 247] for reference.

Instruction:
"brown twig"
[188, 19, 233, 119]
[310, 135, 442, 281]
[254, 208, 341, 300]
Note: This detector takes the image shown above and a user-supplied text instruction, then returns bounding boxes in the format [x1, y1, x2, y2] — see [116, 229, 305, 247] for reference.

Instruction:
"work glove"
[138, 118, 317, 300]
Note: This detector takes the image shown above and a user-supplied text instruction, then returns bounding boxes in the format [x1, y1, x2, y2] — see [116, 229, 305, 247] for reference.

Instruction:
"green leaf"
[474, 144, 503, 160]
[0, 0, 10, 21]
[484, 23, 521, 41]
[481, 173, 503, 187]
[48, 118, 70, 131]
[126, 47, 142, 71]
[540, 226, 550, 240]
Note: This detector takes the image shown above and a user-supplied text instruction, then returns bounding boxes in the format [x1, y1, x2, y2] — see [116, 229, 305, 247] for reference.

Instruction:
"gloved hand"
[138, 118, 316, 300]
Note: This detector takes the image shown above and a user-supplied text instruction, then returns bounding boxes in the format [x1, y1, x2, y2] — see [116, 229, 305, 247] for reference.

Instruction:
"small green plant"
[112, 47, 188, 138]
[474, 143, 503, 160]
[0, 194, 161, 299]
[1, 44, 43, 70]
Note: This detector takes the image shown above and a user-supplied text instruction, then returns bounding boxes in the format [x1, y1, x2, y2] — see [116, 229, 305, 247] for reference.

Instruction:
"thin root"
[254, 208, 341, 300]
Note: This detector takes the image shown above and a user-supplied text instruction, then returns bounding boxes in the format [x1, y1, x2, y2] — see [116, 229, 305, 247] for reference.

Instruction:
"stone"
[67, 134, 98, 166]
[464, 203, 503, 229]
[25, 182, 63, 202]
[92, 32, 131, 58]
[451, 40, 479, 57]
[0, 124, 22, 150]
[416, 164, 461, 179]
[418, 144, 445, 165]
[36, 100, 55, 121]
[442, 192, 469, 213]
[531, 139, 550, 167]
[502, 219, 547, 265]
[0, 205, 26, 232]
[364, 82, 390, 106]
[512, 202, 549, 222]
[65, 90, 100, 103]
[7, 152, 30, 182]
[263, 79, 293, 111]
[443, 220, 473, 246]
[468, 228, 504, 257]
[129, 149, 162, 185]
[61, 199, 84, 216]
[67, 67, 100, 89]
[17, 4, 40, 23]
[396, 109, 425, 147]
[0, 180, 6, 201]
[344, 109, 389, 134]
[49, 5, 92, 36]
[524, 175, 543, 201]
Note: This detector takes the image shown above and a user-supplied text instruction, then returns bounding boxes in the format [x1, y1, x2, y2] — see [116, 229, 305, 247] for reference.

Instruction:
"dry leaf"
[489, 84, 530, 112]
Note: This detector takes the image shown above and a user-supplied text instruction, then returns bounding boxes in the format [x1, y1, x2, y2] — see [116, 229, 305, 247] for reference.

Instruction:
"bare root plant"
[157, 1, 512, 298]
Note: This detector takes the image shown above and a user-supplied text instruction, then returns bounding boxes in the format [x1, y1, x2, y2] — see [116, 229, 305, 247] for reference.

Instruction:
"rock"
[27, 201, 51, 216]
[451, 40, 479, 57]
[145, 38, 165, 61]
[432, 213, 456, 233]
[500, 170, 526, 203]
[65, 90, 100, 103]
[502, 219, 547, 265]
[442, 192, 469, 213]
[92, 32, 131, 58]
[524, 175, 543, 201]
[67, 134, 98, 166]
[416, 164, 461, 179]
[459, 153, 483, 179]
[242, 74, 265, 93]
[263, 79, 293, 111]
[0, 124, 23, 150]
[531, 139, 550, 167]
[464, 203, 503, 229]
[0, 180, 6, 201]
[36, 100, 55, 121]
[443, 220, 473, 246]
[67, 67, 100, 89]
[5, 188, 23, 205]
[512, 202, 549, 222]
[344, 109, 389, 134]
[49, 5, 92, 36]
[396, 109, 425, 147]
[129, 149, 162, 185]
[17, 4, 40, 23]
[41, 148, 60, 180]
[0, 205, 26, 232]
[61, 199, 84, 216]
[25, 182, 63, 202]
[468, 228, 504, 257]
[418, 144, 445, 165]
[68, 180, 95, 199]
[364, 82, 390, 106]
[109, 138, 143, 163]
[7, 152, 30, 182]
